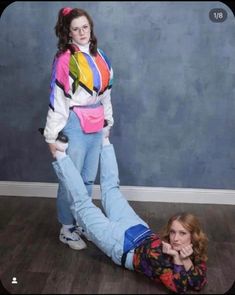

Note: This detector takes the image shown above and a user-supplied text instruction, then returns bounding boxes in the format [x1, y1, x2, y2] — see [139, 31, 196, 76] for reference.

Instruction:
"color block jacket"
[44, 45, 114, 143]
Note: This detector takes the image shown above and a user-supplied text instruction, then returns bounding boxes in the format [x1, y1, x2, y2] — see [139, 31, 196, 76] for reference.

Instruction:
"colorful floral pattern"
[133, 234, 207, 293]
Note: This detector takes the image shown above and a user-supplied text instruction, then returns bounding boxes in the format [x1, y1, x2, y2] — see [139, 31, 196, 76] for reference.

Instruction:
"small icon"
[11, 277, 18, 284]
[209, 8, 227, 23]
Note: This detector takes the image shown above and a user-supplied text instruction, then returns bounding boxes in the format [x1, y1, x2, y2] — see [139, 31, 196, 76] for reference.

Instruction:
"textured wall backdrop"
[0, 1, 235, 189]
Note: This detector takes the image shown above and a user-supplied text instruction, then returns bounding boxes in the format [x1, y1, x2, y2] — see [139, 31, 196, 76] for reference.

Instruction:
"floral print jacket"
[133, 234, 207, 294]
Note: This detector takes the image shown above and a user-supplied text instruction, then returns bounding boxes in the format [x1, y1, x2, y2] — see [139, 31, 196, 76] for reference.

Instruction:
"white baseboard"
[0, 181, 235, 205]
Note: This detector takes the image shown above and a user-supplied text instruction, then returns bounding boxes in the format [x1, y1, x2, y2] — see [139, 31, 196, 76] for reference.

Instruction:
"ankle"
[62, 224, 74, 231]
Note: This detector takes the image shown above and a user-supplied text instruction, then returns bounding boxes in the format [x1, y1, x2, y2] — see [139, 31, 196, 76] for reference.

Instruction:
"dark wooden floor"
[0, 196, 234, 294]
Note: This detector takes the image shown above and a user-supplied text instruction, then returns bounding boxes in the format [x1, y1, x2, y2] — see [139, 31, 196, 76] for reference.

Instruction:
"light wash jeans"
[52, 144, 149, 269]
[56, 110, 102, 225]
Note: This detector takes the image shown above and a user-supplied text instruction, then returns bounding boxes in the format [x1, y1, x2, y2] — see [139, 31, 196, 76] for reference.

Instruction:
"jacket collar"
[71, 42, 90, 55]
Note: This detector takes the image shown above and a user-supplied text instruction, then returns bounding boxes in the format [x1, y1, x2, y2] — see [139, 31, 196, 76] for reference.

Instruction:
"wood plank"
[0, 196, 234, 294]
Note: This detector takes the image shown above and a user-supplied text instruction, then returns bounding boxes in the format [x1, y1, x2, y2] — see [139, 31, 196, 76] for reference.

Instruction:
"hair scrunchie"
[62, 7, 72, 16]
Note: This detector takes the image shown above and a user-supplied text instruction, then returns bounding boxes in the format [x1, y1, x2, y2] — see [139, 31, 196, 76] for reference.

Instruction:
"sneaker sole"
[59, 235, 87, 250]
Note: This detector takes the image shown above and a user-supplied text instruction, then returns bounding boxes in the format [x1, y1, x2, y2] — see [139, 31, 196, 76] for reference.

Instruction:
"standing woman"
[43, 7, 114, 250]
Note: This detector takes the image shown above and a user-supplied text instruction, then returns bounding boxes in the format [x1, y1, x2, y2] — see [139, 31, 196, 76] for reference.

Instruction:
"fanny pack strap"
[121, 253, 128, 267]
[70, 101, 102, 110]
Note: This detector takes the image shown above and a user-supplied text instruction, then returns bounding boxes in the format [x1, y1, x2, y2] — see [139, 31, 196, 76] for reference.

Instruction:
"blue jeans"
[56, 110, 102, 225]
[52, 144, 149, 269]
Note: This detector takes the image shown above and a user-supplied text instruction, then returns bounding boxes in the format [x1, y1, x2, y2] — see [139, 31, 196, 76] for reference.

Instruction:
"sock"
[62, 224, 74, 231]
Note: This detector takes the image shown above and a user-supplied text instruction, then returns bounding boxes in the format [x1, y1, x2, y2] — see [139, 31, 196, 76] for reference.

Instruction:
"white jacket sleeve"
[101, 67, 114, 128]
[43, 85, 70, 144]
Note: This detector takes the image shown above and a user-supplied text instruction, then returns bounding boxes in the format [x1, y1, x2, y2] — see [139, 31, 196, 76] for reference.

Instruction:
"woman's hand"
[179, 244, 193, 260]
[102, 126, 110, 138]
[48, 143, 57, 158]
[48, 143, 64, 158]
[162, 241, 184, 265]
[162, 241, 179, 257]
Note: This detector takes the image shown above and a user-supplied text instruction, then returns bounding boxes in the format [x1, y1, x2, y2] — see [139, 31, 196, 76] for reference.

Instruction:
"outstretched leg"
[53, 156, 117, 256]
[53, 155, 141, 266]
[100, 144, 148, 227]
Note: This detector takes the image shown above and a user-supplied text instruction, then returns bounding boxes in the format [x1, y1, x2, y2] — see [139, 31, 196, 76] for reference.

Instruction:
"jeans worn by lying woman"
[52, 144, 207, 294]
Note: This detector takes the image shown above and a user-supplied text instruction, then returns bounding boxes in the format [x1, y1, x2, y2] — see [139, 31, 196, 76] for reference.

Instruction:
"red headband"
[62, 7, 72, 16]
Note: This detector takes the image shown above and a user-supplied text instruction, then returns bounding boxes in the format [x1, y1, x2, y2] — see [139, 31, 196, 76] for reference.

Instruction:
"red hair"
[160, 212, 208, 261]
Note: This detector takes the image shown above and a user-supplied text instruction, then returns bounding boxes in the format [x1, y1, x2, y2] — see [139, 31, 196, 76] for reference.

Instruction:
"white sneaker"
[75, 225, 92, 241]
[59, 226, 87, 250]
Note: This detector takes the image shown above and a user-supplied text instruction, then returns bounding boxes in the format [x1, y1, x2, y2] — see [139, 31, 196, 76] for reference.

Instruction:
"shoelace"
[67, 226, 81, 241]
[69, 226, 77, 233]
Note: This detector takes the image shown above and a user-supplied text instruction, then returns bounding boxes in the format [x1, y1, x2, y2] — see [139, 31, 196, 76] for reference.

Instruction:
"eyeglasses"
[71, 24, 90, 34]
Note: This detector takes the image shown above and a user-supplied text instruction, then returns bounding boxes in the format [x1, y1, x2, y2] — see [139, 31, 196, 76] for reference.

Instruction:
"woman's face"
[169, 220, 192, 251]
[69, 16, 91, 46]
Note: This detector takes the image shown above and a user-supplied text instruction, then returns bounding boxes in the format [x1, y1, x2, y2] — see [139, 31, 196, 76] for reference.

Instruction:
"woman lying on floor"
[52, 135, 208, 294]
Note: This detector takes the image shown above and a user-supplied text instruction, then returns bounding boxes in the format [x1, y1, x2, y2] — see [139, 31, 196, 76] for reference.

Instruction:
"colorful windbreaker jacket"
[133, 234, 207, 294]
[44, 46, 114, 143]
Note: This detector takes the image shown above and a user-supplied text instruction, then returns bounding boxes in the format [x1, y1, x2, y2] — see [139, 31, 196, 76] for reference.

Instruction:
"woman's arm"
[44, 54, 71, 144]
[100, 65, 114, 129]
[161, 242, 207, 292]
[179, 244, 194, 271]
[160, 241, 189, 293]
[134, 237, 206, 294]
[184, 259, 207, 291]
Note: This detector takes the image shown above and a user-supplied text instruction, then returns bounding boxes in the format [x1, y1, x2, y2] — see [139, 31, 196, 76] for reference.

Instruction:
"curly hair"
[54, 7, 97, 57]
[159, 212, 208, 261]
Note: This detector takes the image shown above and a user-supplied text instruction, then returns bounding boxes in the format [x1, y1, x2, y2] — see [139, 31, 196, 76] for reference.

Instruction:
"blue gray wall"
[0, 1, 235, 189]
